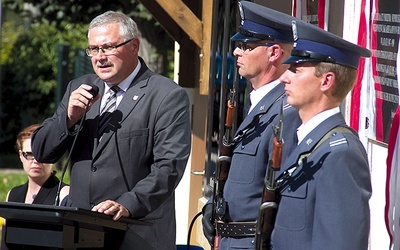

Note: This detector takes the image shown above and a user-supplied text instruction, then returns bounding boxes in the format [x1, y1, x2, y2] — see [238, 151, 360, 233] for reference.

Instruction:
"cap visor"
[230, 32, 261, 42]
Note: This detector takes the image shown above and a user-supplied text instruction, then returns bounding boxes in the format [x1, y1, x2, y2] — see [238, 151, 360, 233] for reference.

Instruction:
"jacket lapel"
[235, 84, 285, 137]
[32, 174, 58, 204]
[282, 113, 347, 172]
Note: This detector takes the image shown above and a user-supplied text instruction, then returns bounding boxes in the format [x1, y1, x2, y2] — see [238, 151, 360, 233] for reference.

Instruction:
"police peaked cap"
[284, 20, 372, 69]
[231, 1, 295, 43]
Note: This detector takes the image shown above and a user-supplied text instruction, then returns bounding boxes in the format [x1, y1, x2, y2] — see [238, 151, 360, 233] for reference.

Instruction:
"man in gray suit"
[272, 20, 372, 249]
[32, 11, 191, 250]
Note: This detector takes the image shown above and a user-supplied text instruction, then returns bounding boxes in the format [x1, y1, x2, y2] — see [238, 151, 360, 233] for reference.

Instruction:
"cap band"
[291, 49, 336, 63]
[238, 20, 294, 42]
[238, 26, 274, 41]
[294, 39, 361, 68]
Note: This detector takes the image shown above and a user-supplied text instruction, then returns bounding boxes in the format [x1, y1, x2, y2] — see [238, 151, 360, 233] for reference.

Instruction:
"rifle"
[254, 102, 284, 250]
[212, 89, 236, 249]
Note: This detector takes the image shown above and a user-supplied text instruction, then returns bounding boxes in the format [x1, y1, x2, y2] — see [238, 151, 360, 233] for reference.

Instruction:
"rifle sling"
[277, 126, 352, 182]
[297, 126, 352, 164]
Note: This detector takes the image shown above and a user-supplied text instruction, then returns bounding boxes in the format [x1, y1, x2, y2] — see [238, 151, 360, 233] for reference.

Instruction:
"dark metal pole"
[218, 0, 232, 150]
[206, 0, 221, 196]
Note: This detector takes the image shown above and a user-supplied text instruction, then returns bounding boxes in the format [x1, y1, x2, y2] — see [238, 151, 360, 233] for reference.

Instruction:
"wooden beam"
[155, 0, 203, 47]
[139, 1, 185, 44]
[199, 0, 213, 95]
[142, 0, 213, 94]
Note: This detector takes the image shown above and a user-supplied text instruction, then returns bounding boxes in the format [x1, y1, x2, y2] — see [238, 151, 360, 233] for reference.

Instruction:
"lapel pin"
[133, 95, 139, 101]
[260, 105, 265, 110]
[306, 138, 313, 145]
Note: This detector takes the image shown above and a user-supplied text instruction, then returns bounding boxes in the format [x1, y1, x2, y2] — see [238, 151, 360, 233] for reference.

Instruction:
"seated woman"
[1, 124, 70, 250]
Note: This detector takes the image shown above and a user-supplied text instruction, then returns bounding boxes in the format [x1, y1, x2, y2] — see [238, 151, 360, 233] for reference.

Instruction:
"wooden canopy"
[140, 0, 213, 95]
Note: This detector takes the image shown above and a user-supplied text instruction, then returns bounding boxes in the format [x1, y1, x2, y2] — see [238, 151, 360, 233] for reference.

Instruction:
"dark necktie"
[289, 131, 299, 152]
[98, 86, 120, 138]
[244, 92, 252, 116]
[101, 86, 120, 114]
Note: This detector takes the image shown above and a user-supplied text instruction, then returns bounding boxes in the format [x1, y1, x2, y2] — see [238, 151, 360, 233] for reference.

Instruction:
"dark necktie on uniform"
[98, 86, 120, 138]
[290, 131, 299, 152]
[244, 92, 252, 116]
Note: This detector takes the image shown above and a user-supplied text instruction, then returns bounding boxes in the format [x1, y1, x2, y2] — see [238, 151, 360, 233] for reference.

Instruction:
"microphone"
[89, 85, 99, 97]
[54, 84, 99, 206]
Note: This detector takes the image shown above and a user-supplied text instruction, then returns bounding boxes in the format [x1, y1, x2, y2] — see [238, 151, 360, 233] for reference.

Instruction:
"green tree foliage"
[2, 0, 174, 77]
[0, 23, 22, 65]
[0, 21, 88, 157]
[3, 0, 123, 26]
[3, 0, 174, 76]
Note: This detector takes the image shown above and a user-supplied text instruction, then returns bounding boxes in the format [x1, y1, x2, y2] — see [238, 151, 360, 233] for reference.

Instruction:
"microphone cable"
[54, 85, 99, 206]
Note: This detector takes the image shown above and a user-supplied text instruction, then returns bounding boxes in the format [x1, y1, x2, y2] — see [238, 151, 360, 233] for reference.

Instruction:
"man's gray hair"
[88, 11, 139, 41]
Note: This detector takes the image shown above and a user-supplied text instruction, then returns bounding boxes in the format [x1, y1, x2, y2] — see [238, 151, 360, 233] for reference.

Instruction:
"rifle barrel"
[212, 90, 236, 250]
[254, 101, 284, 250]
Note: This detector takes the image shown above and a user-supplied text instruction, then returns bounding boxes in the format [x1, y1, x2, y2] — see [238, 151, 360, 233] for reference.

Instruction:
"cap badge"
[292, 20, 298, 41]
[238, 1, 244, 21]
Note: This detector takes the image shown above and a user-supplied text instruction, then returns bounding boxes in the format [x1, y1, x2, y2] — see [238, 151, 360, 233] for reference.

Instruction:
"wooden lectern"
[0, 202, 150, 249]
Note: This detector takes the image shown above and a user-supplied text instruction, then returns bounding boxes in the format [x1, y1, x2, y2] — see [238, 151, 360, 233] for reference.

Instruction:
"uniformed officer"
[202, 2, 301, 249]
[271, 20, 372, 249]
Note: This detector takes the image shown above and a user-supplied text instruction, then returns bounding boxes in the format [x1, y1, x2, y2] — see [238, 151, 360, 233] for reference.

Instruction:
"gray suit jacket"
[32, 58, 191, 250]
[271, 113, 372, 250]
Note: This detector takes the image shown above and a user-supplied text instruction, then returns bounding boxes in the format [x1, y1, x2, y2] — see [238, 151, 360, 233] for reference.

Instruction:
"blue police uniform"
[216, 2, 301, 249]
[270, 20, 372, 249]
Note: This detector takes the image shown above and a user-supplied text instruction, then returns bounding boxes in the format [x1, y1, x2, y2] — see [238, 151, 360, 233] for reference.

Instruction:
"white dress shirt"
[248, 79, 280, 114]
[296, 107, 341, 144]
[100, 60, 142, 109]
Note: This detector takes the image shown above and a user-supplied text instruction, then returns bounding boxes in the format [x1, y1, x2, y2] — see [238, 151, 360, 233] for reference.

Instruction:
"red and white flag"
[385, 105, 400, 249]
[385, 35, 400, 249]
[350, 0, 369, 134]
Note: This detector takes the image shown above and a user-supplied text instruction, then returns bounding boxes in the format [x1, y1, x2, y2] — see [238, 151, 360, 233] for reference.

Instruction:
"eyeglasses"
[237, 42, 275, 52]
[86, 38, 134, 57]
[21, 151, 35, 161]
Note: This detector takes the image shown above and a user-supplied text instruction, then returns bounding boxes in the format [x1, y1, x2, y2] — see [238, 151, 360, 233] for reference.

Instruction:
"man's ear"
[131, 38, 140, 54]
[321, 72, 335, 92]
[269, 44, 282, 62]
